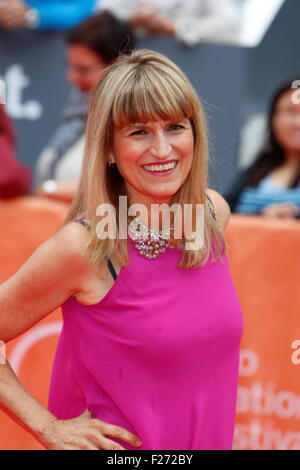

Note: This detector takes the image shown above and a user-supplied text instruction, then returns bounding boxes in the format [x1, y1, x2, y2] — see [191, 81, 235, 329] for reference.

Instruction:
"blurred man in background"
[33, 11, 135, 201]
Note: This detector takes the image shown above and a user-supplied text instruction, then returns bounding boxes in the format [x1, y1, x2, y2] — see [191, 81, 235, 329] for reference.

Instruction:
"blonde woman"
[0, 50, 243, 450]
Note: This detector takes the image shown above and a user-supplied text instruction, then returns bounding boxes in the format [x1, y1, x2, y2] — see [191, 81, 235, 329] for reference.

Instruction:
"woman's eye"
[128, 125, 185, 136]
[130, 130, 147, 136]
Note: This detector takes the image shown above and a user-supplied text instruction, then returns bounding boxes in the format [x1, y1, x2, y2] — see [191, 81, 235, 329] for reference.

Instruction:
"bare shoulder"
[205, 188, 231, 233]
[17, 220, 98, 293]
[50, 220, 91, 256]
[46, 220, 103, 279]
[0, 221, 100, 343]
[31, 220, 90, 269]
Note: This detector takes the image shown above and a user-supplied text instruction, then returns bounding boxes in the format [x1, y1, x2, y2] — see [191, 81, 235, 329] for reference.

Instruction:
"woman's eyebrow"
[126, 123, 147, 130]
[124, 119, 187, 131]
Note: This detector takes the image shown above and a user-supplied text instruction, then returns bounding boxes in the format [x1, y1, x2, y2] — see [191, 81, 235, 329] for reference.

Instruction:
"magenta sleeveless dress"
[47, 217, 244, 450]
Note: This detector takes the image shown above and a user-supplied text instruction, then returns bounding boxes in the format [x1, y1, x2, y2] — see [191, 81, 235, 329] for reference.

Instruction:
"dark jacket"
[224, 166, 255, 212]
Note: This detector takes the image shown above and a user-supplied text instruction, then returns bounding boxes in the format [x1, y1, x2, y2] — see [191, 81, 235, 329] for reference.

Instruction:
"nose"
[149, 130, 172, 159]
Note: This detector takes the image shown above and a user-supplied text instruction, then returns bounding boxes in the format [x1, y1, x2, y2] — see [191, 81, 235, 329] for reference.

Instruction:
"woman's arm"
[0, 221, 92, 343]
[0, 357, 58, 447]
[0, 221, 143, 449]
[0, 356, 142, 450]
[0, 221, 97, 446]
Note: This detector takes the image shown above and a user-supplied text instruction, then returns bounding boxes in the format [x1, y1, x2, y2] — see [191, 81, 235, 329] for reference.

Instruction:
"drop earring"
[108, 160, 116, 169]
[108, 155, 117, 169]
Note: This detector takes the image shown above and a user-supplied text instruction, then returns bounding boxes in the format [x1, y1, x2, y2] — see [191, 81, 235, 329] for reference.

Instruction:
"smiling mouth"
[141, 161, 178, 174]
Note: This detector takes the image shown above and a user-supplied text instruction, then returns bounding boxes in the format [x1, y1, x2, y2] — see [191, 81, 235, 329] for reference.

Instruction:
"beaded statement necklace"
[127, 195, 217, 260]
[128, 216, 176, 259]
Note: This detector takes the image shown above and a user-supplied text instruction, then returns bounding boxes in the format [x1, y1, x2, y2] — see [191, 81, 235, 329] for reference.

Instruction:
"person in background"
[33, 11, 135, 202]
[98, 0, 241, 47]
[0, 103, 31, 199]
[0, 0, 97, 31]
[225, 79, 300, 219]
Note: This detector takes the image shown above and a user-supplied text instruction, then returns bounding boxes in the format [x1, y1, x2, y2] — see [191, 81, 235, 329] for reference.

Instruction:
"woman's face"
[112, 118, 194, 206]
[272, 89, 300, 153]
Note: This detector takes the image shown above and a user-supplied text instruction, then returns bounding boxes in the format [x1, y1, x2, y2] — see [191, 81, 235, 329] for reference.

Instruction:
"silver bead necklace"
[128, 216, 175, 259]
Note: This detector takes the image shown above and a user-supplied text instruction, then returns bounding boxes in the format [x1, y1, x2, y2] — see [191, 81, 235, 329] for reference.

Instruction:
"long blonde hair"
[63, 49, 226, 268]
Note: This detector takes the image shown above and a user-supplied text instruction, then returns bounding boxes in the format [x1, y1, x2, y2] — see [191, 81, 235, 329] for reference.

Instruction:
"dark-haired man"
[34, 11, 135, 201]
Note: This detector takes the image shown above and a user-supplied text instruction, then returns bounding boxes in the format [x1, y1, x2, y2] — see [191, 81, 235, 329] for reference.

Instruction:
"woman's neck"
[126, 187, 173, 229]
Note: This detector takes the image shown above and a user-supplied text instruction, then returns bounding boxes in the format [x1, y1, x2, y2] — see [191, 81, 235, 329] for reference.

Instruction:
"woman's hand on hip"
[37, 409, 143, 450]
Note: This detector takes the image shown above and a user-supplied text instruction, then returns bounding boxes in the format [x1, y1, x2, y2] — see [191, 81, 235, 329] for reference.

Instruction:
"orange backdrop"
[0, 199, 299, 450]
[0, 196, 69, 450]
[226, 214, 300, 450]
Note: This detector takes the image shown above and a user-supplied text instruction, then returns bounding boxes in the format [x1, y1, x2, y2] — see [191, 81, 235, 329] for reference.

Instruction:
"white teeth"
[142, 161, 177, 172]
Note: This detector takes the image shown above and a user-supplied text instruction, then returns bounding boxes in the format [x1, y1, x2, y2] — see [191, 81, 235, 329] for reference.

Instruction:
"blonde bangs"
[112, 67, 195, 128]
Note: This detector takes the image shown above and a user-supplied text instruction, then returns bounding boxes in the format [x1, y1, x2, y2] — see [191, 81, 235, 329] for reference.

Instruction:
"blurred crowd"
[1, 0, 300, 219]
[0, 0, 240, 44]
